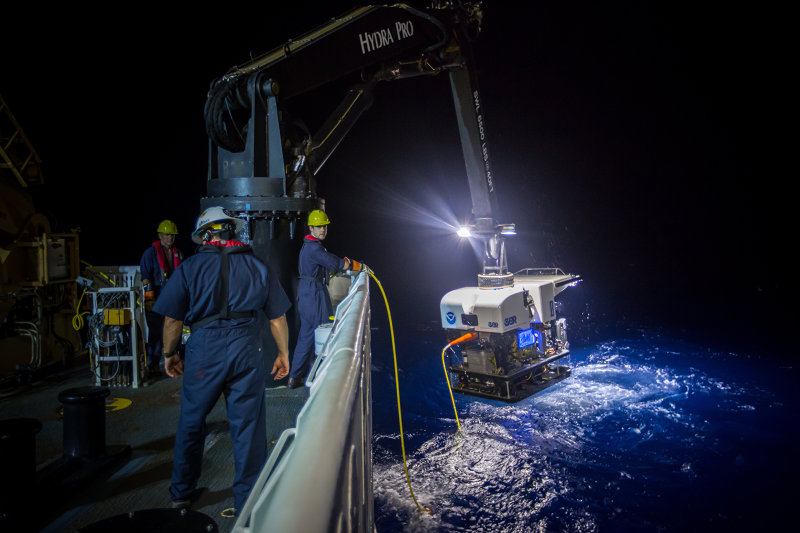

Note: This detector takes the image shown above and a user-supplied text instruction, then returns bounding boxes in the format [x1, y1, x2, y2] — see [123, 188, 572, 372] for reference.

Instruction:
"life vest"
[153, 241, 183, 284]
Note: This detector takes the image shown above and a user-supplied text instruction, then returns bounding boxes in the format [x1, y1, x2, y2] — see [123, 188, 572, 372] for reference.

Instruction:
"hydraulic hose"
[367, 269, 433, 516]
[72, 287, 89, 331]
[441, 332, 478, 433]
[73, 260, 114, 330]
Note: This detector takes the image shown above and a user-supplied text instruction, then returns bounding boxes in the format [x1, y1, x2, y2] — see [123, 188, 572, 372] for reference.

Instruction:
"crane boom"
[201, 2, 503, 249]
[198, 3, 531, 367]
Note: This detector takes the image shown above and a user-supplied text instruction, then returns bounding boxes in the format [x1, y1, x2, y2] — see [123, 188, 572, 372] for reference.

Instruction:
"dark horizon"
[2, 2, 793, 353]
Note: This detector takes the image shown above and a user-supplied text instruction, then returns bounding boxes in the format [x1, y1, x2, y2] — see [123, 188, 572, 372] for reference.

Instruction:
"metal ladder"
[0, 93, 44, 187]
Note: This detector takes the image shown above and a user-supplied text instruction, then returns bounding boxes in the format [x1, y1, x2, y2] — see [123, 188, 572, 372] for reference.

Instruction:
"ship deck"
[0, 365, 308, 533]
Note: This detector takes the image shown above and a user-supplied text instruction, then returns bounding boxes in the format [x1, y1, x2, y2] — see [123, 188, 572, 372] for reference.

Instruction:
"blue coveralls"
[153, 243, 291, 511]
[289, 236, 346, 380]
[140, 242, 183, 371]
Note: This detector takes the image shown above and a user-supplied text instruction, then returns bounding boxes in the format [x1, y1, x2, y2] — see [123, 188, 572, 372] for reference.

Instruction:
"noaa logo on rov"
[446, 312, 456, 324]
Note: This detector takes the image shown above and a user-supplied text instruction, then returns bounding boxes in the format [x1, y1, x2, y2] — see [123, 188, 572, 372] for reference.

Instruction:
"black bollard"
[57, 386, 110, 458]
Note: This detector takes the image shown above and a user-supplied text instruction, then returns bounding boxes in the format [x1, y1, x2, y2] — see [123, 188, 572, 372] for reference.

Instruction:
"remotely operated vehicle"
[197, 2, 580, 400]
[440, 266, 580, 403]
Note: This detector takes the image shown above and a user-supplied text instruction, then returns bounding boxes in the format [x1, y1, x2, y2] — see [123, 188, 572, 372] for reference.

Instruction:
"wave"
[372, 334, 797, 531]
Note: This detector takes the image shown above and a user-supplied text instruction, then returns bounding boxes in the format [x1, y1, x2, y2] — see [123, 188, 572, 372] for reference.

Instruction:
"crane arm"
[202, 2, 510, 274]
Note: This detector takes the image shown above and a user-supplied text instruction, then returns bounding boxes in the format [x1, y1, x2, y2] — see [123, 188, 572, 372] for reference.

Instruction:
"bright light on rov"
[457, 226, 472, 238]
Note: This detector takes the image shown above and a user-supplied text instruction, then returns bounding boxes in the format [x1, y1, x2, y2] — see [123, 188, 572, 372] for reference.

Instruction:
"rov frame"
[447, 348, 571, 403]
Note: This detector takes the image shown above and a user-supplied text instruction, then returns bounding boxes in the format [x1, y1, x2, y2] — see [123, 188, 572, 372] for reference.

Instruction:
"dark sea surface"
[369, 320, 799, 532]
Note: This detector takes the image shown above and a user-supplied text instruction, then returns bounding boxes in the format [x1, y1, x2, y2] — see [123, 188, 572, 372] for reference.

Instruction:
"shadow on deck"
[0, 365, 308, 533]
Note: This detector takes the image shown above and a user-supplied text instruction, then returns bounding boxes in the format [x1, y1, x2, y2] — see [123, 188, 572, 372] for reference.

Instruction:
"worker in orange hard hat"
[288, 209, 367, 389]
[140, 219, 184, 377]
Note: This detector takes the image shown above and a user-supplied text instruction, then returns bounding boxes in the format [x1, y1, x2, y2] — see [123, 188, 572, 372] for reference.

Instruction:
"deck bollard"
[58, 386, 110, 458]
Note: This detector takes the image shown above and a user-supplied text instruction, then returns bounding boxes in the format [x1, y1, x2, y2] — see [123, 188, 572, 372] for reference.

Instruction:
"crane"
[199, 2, 580, 400]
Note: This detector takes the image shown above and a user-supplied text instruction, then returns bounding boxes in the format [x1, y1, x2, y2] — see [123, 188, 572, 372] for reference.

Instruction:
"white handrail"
[234, 271, 373, 533]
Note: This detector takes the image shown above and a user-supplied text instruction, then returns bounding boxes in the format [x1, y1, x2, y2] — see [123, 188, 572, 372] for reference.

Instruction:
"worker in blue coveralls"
[139, 219, 184, 376]
[153, 206, 291, 516]
[288, 209, 364, 389]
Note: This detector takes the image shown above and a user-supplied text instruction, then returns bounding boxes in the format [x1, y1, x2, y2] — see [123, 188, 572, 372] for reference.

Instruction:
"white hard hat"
[192, 206, 245, 244]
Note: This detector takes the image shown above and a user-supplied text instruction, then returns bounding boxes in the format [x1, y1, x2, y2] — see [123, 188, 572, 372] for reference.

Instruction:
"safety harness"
[190, 243, 256, 332]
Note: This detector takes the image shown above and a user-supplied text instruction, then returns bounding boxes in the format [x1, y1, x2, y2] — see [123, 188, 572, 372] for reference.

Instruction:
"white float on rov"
[440, 267, 580, 402]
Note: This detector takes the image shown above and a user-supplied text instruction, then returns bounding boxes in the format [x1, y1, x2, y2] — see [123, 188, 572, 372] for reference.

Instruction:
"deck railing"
[235, 271, 373, 532]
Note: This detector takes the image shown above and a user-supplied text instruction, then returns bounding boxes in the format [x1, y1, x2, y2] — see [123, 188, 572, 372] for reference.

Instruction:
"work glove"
[344, 258, 371, 275]
[354, 261, 373, 275]
[144, 283, 155, 311]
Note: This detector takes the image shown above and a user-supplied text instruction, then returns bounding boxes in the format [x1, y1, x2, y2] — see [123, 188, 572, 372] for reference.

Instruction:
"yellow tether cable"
[441, 346, 462, 433]
[367, 270, 433, 516]
[440, 332, 478, 433]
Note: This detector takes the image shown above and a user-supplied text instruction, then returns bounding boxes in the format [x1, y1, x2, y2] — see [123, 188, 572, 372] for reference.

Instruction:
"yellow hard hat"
[307, 209, 330, 226]
[157, 219, 178, 234]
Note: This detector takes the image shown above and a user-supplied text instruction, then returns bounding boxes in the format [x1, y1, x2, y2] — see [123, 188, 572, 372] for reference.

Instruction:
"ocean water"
[370, 326, 798, 532]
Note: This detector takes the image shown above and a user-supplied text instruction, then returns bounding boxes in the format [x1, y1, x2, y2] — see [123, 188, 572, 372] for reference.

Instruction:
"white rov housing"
[440, 268, 580, 332]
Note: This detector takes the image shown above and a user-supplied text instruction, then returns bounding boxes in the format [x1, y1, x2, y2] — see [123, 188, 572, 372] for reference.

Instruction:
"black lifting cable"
[204, 77, 247, 153]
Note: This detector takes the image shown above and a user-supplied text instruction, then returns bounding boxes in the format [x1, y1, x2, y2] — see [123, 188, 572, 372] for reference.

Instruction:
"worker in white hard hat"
[153, 205, 291, 516]
[288, 209, 365, 389]
[139, 219, 184, 377]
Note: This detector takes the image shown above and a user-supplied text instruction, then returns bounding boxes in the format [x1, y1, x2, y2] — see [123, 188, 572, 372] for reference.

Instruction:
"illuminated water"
[370, 326, 798, 532]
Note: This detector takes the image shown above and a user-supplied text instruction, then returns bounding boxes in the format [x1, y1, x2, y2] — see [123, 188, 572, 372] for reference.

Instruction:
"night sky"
[2, 2, 793, 353]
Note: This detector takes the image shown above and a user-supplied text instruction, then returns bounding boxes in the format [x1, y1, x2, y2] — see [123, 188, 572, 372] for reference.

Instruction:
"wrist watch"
[163, 349, 177, 358]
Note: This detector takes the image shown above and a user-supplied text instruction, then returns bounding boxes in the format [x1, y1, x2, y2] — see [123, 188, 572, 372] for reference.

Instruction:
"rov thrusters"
[440, 268, 581, 402]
